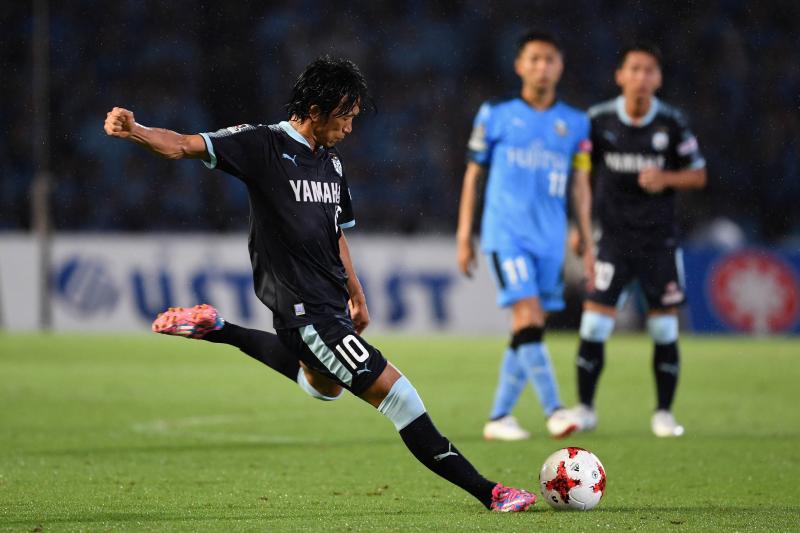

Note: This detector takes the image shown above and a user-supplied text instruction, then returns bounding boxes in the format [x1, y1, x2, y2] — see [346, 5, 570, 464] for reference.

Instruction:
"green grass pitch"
[1, 332, 798, 531]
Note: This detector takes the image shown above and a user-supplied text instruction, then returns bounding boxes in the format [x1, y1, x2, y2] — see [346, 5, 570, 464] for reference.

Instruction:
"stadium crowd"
[2, 0, 798, 243]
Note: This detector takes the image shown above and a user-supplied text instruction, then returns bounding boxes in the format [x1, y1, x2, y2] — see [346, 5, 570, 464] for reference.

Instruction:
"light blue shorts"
[486, 249, 565, 311]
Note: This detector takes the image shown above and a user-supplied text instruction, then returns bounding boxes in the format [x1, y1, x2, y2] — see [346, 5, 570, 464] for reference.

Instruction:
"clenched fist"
[104, 107, 136, 138]
[638, 166, 667, 194]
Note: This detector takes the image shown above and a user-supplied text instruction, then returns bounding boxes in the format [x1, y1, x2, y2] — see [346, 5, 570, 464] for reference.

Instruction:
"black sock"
[399, 413, 497, 508]
[204, 323, 300, 382]
[577, 339, 604, 407]
[653, 342, 679, 410]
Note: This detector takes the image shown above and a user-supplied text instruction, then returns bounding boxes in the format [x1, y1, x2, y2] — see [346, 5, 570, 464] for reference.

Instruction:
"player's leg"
[363, 363, 535, 511]
[281, 318, 536, 512]
[151, 304, 343, 399]
[483, 344, 530, 441]
[640, 248, 685, 437]
[481, 252, 533, 440]
[575, 301, 615, 413]
[508, 296, 571, 436]
[522, 253, 585, 438]
[206, 322, 343, 399]
[487, 250, 571, 437]
[564, 246, 630, 432]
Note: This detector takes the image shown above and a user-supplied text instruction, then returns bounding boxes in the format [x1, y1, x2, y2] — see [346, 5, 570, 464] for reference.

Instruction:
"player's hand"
[638, 167, 667, 194]
[349, 293, 370, 335]
[568, 227, 584, 256]
[457, 237, 477, 278]
[104, 107, 136, 139]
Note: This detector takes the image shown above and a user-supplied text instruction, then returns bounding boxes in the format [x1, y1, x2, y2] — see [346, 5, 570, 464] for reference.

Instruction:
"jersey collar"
[517, 96, 560, 113]
[615, 95, 659, 127]
[278, 121, 320, 152]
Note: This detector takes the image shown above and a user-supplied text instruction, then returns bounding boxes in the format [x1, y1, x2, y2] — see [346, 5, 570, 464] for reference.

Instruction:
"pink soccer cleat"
[151, 304, 224, 339]
[490, 483, 537, 512]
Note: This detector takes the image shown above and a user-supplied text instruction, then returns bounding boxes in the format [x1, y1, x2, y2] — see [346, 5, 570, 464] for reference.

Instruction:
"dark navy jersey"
[199, 122, 355, 329]
[589, 96, 705, 251]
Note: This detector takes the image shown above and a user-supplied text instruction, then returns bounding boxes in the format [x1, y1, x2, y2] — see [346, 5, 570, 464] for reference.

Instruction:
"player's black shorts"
[587, 244, 685, 310]
[276, 315, 387, 396]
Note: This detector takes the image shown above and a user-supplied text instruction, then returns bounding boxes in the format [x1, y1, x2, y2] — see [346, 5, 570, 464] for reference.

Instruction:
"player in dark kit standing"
[561, 44, 707, 437]
[103, 57, 536, 511]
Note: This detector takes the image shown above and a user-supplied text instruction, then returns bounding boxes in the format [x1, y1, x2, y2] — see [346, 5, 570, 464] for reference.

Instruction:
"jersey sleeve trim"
[339, 219, 356, 229]
[198, 133, 217, 169]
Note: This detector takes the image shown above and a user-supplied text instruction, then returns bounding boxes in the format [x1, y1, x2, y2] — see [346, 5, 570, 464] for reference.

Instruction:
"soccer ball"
[539, 447, 606, 510]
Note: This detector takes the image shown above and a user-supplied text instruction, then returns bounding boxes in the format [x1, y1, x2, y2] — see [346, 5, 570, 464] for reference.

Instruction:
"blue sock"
[489, 347, 527, 420]
[517, 342, 562, 416]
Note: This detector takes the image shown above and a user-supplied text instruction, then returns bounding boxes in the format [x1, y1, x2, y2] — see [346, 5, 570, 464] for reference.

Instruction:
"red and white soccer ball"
[539, 447, 606, 510]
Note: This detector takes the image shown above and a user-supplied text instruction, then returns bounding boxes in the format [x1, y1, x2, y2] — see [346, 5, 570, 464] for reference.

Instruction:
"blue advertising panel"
[683, 247, 800, 334]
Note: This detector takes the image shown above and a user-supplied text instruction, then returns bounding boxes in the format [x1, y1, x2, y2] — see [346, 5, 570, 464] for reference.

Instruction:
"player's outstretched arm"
[456, 162, 486, 278]
[104, 107, 209, 161]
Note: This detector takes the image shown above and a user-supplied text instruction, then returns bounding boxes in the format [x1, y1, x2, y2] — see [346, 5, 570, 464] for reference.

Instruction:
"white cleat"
[559, 404, 598, 433]
[546, 408, 579, 439]
[483, 415, 531, 441]
[651, 410, 685, 437]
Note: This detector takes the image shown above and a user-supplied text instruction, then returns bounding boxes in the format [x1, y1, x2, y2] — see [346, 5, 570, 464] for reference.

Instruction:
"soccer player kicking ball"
[104, 57, 535, 512]
[562, 43, 707, 437]
[456, 32, 594, 441]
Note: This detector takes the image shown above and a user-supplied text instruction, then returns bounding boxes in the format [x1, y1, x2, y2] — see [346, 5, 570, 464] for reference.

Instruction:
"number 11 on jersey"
[548, 171, 568, 197]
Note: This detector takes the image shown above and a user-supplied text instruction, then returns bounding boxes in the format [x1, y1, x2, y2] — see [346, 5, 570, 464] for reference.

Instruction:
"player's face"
[514, 41, 563, 93]
[313, 100, 360, 148]
[615, 51, 662, 100]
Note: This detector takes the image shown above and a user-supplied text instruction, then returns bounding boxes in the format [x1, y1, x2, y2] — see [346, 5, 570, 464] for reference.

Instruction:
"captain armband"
[572, 152, 592, 172]
[572, 139, 593, 172]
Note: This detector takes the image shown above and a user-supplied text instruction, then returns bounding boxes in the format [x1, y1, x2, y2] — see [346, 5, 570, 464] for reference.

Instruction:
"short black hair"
[285, 56, 374, 120]
[516, 31, 562, 55]
[617, 42, 663, 68]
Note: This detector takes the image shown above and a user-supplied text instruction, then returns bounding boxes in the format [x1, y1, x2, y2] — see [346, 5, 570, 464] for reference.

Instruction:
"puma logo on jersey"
[282, 153, 298, 166]
[433, 443, 459, 462]
[289, 179, 341, 204]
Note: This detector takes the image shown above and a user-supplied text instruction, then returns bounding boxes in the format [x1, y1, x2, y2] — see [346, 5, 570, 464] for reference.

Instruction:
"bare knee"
[584, 300, 616, 317]
[511, 297, 546, 331]
[359, 363, 403, 408]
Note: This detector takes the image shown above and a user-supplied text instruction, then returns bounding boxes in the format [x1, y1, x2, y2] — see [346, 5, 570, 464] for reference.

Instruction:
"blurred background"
[2, 0, 799, 334]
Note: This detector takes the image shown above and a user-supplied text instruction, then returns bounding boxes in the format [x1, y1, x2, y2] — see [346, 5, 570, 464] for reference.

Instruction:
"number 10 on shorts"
[335, 335, 369, 369]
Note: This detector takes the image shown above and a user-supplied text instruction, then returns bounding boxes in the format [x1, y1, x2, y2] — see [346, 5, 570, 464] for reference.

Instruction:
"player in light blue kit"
[456, 31, 594, 440]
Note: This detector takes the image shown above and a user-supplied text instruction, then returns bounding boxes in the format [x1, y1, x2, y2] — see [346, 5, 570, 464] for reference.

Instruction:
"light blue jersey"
[468, 97, 591, 261]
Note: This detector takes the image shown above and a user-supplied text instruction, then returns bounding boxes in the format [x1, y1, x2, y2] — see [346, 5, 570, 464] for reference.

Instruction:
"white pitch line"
[131, 414, 321, 445]
[131, 414, 253, 433]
